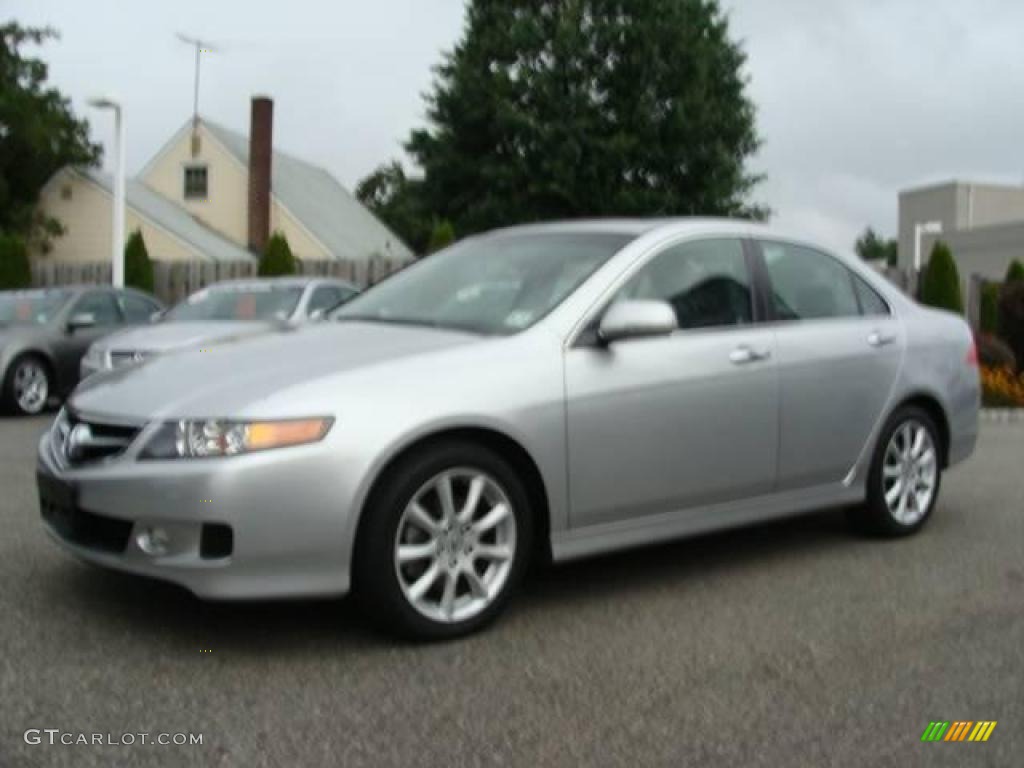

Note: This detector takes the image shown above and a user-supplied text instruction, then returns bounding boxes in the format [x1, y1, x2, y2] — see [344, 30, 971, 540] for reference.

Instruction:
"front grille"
[53, 410, 142, 466]
[109, 350, 148, 368]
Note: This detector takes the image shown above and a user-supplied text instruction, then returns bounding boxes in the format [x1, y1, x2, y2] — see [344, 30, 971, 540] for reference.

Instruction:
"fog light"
[136, 526, 170, 556]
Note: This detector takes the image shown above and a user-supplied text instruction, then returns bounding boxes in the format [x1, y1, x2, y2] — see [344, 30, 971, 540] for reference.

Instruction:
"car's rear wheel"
[355, 441, 533, 639]
[2, 354, 51, 416]
[849, 405, 942, 536]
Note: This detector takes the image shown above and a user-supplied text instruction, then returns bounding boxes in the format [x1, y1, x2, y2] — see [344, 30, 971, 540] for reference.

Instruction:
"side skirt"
[551, 481, 865, 563]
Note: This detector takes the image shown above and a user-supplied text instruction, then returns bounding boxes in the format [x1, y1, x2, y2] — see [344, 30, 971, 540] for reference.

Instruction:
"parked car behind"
[80, 277, 358, 379]
[38, 219, 979, 639]
[0, 286, 163, 415]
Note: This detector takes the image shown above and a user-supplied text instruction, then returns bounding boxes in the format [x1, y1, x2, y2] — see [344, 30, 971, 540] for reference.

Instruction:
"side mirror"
[149, 309, 166, 323]
[309, 308, 326, 321]
[598, 300, 676, 344]
[66, 312, 97, 332]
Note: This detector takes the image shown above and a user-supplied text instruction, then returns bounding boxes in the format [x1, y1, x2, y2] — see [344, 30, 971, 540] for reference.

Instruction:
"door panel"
[54, 291, 123, 391]
[564, 236, 778, 530]
[773, 318, 901, 489]
[756, 240, 903, 489]
[565, 330, 779, 528]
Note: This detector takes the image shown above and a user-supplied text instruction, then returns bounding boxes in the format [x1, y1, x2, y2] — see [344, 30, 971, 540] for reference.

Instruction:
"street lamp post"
[88, 96, 125, 288]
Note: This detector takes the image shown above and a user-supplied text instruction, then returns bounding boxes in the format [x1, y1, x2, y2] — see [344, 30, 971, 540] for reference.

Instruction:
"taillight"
[966, 340, 978, 366]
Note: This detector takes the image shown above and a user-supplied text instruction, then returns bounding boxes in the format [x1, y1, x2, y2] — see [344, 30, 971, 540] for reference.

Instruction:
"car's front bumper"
[36, 422, 356, 600]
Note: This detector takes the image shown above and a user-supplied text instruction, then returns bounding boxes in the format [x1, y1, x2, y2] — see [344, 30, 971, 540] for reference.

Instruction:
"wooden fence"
[31, 256, 411, 305]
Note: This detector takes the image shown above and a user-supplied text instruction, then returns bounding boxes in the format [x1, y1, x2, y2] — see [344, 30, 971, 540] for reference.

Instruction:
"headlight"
[82, 345, 105, 369]
[139, 418, 332, 459]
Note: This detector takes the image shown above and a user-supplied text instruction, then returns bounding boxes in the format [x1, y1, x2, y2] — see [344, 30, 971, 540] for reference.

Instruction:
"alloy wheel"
[13, 360, 48, 414]
[394, 468, 517, 624]
[881, 419, 937, 526]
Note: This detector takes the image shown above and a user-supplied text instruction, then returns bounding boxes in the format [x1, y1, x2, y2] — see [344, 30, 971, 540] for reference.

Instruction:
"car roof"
[204, 277, 318, 291]
[485, 217, 796, 241]
[485, 217, 860, 261]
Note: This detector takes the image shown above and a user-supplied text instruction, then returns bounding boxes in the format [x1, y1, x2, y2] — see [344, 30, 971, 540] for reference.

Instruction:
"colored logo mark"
[921, 721, 997, 742]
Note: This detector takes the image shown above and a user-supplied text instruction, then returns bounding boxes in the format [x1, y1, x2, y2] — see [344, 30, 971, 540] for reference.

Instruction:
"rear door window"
[759, 242, 860, 321]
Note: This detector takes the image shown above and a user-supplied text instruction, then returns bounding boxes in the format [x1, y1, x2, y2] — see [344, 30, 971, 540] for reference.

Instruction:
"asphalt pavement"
[1, 415, 1021, 767]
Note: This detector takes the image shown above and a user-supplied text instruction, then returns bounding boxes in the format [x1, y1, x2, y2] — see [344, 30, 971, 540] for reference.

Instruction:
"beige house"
[34, 97, 413, 266]
[898, 180, 1024, 281]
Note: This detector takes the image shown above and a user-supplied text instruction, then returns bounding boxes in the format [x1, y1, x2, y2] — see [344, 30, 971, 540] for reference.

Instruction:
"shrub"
[258, 232, 296, 276]
[1005, 259, 1024, 284]
[997, 281, 1024, 369]
[979, 282, 1000, 335]
[123, 230, 154, 293]
[976, 333, 1016, 371]
[919, 241, 963, 314]
[0, 231, 32, 289]
[981, 366, 1024, 408]
[426, 219, 456, 254]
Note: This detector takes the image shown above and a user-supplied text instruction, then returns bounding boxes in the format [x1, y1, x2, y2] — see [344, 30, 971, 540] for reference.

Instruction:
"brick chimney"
[247, 96, 273, 254]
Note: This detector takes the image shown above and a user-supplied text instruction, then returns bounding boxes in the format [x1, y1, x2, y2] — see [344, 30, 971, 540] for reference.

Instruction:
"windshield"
[0, 290, 70, 327]
[165, 284, 304, 322]
[333, 232, 633, 334]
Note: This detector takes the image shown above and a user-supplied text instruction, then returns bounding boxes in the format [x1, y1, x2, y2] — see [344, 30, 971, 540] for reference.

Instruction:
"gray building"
[898, 180, 1024, 282]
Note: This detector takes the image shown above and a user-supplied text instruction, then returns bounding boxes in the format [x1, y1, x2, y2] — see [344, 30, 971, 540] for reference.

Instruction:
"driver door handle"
[729, 345, 771, 365]
[867, 330, 897, 348]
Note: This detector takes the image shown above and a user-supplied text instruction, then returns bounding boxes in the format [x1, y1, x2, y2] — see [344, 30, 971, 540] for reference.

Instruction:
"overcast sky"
[7, 0, 1024, 253]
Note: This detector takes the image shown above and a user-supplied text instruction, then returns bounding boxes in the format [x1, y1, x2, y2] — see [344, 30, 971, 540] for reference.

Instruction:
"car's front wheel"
[849, 405, 942, 536]
[2, 354, 51, 416]
[356, 440, 533, 639]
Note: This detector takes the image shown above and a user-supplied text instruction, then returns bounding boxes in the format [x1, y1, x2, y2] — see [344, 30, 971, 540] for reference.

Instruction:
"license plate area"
[38, 471, 77, 537]
[37, 472, 133, 553]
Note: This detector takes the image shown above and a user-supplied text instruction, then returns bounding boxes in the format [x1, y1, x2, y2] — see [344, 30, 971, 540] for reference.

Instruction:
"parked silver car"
[1, 286, 163, 415]
[80, 277, 358, 378]
[37, 219, 979, 638]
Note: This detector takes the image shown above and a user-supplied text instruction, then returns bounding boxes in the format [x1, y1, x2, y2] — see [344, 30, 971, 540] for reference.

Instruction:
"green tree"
[0, 23, 101, 247]
[427, 219, 456, 253]
[361, 0, 765, 242]
[979, 282, 1000, 335]
[1005, 259, 1024, 284]
[258, 232, 296, 276]
[0, 232, 32, 289]
[355, 161, 432, 254]
[919, 241, 963, 314]
[854, 227, 897, 266]
[123, 230, 154, 293]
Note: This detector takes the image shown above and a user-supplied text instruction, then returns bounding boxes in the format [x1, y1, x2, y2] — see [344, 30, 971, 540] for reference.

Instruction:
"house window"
[183, 165, 208, 199]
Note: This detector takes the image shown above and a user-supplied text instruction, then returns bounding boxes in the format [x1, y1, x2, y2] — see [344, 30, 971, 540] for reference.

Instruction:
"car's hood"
[93, 321, 277, 353]
[71, 321, 480, 421]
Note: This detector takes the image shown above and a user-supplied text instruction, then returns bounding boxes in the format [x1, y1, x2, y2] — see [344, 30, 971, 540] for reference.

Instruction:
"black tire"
[848, 405, 943, 537]
[1, 353, 52, 416]
[354, 440, 534, 640]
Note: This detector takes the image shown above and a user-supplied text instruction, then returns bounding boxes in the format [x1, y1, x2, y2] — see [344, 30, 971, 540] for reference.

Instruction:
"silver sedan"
[37, 219, 979, 639]
[79, 277, 358, 379]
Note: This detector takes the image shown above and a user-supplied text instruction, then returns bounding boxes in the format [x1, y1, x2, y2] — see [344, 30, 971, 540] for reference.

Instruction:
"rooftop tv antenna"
[176, 33, 219, 133]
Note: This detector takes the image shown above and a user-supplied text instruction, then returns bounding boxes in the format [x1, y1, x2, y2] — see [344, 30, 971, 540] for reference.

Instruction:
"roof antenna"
[176, 33, 218, 155]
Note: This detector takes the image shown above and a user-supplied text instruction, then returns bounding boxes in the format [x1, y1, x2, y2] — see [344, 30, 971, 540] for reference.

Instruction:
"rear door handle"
[867, 330, 897, 347]
[729, 345, 771, 364]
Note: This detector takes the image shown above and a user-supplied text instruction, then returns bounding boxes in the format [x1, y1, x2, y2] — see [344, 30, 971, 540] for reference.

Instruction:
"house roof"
[201, 120, 414, 264]
[79, 168, 256, 264]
